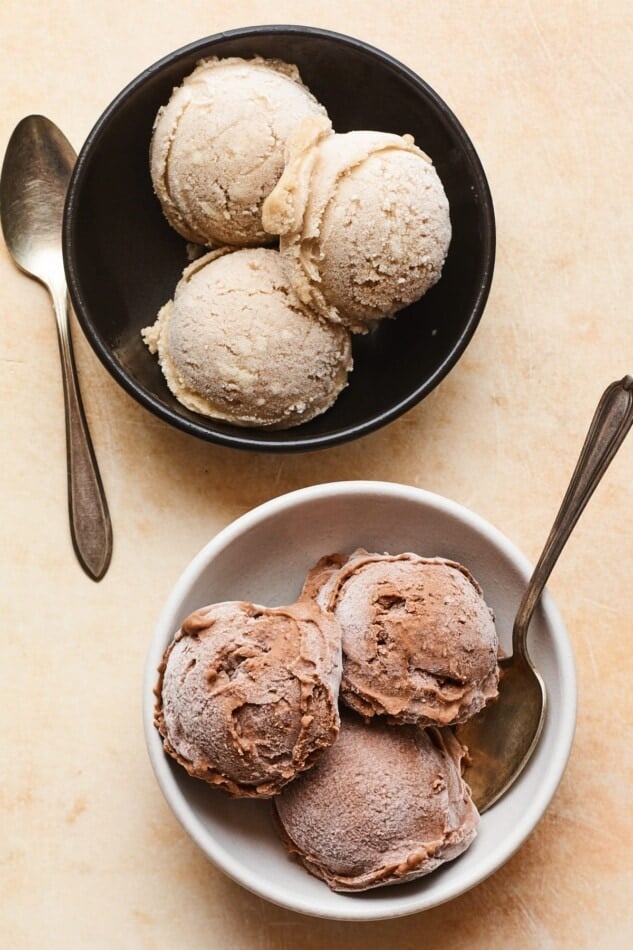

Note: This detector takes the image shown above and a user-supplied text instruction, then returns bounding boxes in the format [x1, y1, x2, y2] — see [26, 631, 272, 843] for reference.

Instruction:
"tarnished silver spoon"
[455, 376, 633, 812]
[1, 115, 112, 580]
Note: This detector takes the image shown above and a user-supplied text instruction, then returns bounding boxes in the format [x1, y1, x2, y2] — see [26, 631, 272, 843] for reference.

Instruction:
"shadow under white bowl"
[143, 481, 576, 921]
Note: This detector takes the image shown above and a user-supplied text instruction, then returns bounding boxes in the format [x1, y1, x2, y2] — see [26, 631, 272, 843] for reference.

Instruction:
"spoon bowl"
[0, 118, 72, 283]
[457, 655, 546, 810]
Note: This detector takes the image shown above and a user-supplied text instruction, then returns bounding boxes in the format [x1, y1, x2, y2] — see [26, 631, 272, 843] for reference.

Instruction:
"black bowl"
[63, 25, 495, 453]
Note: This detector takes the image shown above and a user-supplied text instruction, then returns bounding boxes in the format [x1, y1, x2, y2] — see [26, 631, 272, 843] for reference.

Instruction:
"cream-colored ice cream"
[154, 599, 342, 798]
[150, 57, 328, 247]
[303, 550, 499, 726]
[262, 116, 451, 333]
[141, 247, 353, 428]
[274, 712, 479, 892]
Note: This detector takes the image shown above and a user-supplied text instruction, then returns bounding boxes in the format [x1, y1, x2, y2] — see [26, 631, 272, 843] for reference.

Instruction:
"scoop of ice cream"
[274, 712, 479, 891]
[262, 116, 451, 332]
[154, 599, 342, 797]
[141, 247, 353, 428]
[150, 57, 328, 247]
[302, 550, 499, 725]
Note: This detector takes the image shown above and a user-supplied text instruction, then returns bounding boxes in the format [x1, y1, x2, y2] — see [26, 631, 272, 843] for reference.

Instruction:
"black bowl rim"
[63, 23, 496, 453]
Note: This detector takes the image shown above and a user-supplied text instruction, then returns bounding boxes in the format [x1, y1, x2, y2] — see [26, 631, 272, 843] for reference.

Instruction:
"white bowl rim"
[143, 480, 577, 920]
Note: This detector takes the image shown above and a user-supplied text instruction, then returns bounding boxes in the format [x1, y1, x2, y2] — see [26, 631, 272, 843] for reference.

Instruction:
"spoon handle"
[514, 375, 633, 655]
[50, 280, 113, 581]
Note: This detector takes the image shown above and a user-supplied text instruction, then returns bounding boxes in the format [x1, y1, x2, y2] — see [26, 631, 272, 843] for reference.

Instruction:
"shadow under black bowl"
[63, 25, 495, 453]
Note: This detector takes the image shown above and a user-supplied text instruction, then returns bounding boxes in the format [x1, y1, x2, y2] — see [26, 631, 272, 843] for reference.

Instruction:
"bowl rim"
[63, 24, 496, 453]
[143, 480, 577, 920]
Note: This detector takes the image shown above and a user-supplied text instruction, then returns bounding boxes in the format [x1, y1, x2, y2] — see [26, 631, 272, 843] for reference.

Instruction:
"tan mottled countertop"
[1, 1, 632, 947]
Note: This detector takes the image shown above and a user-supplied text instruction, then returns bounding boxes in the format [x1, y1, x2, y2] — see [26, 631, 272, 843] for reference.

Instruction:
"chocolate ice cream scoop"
[262, 115, 451, 332]
[154, 599, 342, 797]
[274, 712, 479, 892]
[303, 550, 499, 726]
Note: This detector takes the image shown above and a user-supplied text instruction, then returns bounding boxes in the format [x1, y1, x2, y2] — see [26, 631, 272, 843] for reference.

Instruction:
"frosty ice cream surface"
[155, 549, 499, 893]
[144, 56, 451, 428]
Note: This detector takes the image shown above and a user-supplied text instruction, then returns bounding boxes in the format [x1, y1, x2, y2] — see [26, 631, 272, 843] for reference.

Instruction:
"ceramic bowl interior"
[64, 25, 495, 452]
[143, 481, 576, 920]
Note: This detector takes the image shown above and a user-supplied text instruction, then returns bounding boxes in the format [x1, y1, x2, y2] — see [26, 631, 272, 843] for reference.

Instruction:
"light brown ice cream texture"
[155, 599, 342, 798]
[262, 115, 452, 332]
[274, 711, 479, 892]
[302, 550, 499, 726]
[150, 57, 328, 247]
[141, 247, 353, 428]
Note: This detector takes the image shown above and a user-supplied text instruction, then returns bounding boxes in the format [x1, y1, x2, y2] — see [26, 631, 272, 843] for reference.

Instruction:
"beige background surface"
[1, 1, 631, 947]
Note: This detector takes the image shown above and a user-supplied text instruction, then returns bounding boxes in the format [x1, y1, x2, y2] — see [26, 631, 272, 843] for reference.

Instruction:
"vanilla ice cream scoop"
[262, 116, 451, 332]
[150, 57, 327, 247]
[141, 247, 353, 428]
[155, 599, 342, 798]
[303, 550, 499, 726]
[274, 712, 479, 891]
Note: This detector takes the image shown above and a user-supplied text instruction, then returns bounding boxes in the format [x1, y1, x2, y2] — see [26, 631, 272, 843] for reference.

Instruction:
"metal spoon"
[455, 375, 633, 812]
[1, 115, 112, 580]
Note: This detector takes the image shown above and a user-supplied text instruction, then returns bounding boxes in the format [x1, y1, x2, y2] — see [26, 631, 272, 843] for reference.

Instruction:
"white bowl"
[143, 481, 576, 920]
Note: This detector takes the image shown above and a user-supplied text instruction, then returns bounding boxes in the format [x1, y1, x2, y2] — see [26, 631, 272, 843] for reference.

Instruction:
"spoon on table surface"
[455, 375, 633, 812]
[1, 115, 112, 580]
